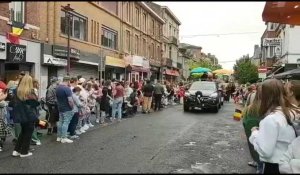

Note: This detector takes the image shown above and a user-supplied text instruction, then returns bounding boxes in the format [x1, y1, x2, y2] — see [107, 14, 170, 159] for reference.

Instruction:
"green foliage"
[188, 59, 222, 71]
[233, 55, 258, 84]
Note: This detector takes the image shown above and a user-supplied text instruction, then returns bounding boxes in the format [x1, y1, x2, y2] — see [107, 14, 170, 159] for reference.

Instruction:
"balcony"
[177, 62, 182, 69]
[166, 58, 172, 67]
[169, 36, 178, 46]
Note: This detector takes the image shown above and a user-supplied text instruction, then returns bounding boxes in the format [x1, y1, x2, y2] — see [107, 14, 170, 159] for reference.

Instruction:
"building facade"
[146, 2, 181, 83]
[0, 1, 167, 97]
[0, 1, 42, 86]
[120, 2, 164, 83]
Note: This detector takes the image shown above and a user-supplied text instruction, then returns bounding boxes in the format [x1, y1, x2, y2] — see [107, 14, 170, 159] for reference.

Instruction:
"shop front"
[125, 55, 150, 82]
[149, 59, 161, 83]
[105, 56, 126, 81]
[163, 68, 179, 83]
[0, 34, 41, 84]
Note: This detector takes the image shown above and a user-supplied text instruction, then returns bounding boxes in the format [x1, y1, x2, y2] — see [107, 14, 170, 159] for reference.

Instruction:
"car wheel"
[184, 104, 190, 112]
[213, 106, 219, 113]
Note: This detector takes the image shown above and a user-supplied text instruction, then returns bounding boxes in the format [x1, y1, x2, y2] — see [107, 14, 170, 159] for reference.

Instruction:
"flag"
[12, 21, 25, 36]
[6, 32, 20, 45]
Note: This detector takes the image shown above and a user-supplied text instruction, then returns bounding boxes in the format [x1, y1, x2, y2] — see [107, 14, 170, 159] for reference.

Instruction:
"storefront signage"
[6, 43, 26, 63]
[132, 55, 143, 67]
[52, 45, 80, 59]
[263, 38, 281, 46]
[0, 42, 5, 51]
[43, 54, 67, 66]
[105, 56, 125, 68]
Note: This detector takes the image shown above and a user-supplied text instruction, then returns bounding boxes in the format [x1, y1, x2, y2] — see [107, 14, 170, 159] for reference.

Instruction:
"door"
[48, 66, 58, 86]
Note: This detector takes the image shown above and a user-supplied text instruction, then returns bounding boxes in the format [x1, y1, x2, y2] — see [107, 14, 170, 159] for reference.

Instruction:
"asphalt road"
[0, 102, 255, 174]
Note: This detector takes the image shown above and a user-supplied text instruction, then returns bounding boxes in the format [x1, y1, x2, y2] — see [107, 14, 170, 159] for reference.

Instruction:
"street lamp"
[62, 4, 74, 75]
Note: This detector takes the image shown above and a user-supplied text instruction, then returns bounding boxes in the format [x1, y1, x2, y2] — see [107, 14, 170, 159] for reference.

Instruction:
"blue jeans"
[256, 161, 263, 174]
[57, 111, 74, 138]
[111, 97, 123, 119]
[68, 112, 79, 136]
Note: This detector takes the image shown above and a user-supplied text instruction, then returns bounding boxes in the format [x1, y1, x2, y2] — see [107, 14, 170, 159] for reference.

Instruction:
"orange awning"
[262, 2, 300, 25]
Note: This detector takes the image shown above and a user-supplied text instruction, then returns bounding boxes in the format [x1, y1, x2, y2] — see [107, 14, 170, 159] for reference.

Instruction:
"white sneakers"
[80, 127, 86, 133]
[75, 130, 82, 135]
[12, 151, 32, 158]
[88, 123, 94, 127]
[69, 135, 79, 139]
[95, 119, 100, 123]
[12, 151, 20, 157]
[36, 141, 42, 146]
[57, 137, 74, 143]
[83, 124, 89, 130]
[61, 138, 73, 143]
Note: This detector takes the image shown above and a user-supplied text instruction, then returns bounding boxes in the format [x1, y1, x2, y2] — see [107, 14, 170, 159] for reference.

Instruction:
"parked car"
[183, 81, 221, 113]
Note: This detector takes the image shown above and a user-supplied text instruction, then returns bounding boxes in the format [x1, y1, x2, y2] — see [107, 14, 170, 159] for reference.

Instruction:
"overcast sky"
[155, 1, 266, 70]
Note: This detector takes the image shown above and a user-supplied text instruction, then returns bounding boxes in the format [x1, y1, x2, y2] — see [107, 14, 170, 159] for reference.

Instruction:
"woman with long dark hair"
[249, 79, 297, 174]
[12, 74, 40, 157]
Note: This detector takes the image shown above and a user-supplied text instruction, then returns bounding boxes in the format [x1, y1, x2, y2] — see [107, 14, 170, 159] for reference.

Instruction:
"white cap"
[78, 78, 86, 84]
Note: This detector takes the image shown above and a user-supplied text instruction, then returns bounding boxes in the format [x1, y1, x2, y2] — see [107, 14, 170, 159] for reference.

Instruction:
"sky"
[155, 1, 266, 70]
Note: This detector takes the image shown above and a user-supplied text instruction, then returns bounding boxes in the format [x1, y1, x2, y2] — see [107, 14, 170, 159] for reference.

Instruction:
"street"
[0, 102, 255, 174]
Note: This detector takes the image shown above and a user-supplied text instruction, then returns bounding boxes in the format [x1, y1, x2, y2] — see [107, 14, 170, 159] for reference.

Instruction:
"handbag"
[107, 95, 113, 107]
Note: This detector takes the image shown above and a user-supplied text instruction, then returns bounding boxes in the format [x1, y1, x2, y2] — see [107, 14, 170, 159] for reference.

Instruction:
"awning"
[273, 68, 300, 79]
[164, 69, 179, 76]
[262, 2, 300, 25]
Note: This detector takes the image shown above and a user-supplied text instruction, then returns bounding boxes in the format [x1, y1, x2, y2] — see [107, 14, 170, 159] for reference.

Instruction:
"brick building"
[0, 1, 165, 96]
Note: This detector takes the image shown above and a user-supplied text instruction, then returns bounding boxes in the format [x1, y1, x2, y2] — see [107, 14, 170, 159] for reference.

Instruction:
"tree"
[188, 58, 222, 71]
[233, 55, 258, 84]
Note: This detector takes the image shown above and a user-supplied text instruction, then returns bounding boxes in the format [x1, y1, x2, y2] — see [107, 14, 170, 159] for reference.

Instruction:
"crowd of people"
[241, 79, 300, 174]
[0, 72, 186, 157]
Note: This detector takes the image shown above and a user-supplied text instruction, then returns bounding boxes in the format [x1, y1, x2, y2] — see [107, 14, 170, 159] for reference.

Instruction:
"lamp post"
[62, 4, 74, 75]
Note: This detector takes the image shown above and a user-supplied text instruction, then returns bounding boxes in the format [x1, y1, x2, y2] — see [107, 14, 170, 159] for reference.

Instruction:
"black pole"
[67, 12, 71, 76]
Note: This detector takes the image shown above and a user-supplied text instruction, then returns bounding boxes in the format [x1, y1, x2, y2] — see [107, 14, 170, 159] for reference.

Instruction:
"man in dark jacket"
[142, 80, 154, 114]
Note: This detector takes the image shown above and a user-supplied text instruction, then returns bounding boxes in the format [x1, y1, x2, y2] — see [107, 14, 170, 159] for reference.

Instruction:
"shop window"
[61, 10, 87, 41]
[10, 2, 25, 23]
[101, 27, 118, 50]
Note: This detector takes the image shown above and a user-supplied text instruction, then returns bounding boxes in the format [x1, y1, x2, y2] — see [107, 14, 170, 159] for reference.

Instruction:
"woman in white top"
[279, 80, 300, 174]
[249, 79, 297, 174]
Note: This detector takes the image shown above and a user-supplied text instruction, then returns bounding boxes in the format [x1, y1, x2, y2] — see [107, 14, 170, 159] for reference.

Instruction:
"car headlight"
[209, 93, 218, 98]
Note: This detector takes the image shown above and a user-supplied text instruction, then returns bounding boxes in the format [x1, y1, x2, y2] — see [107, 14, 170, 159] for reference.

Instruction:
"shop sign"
[6, 43, 26, 63]
[105, 56, 125, 68]
[52, 45, 80, 59]
[132, 55, 143, 67]
[263, 38, 281, 46]
[43, 54, 67, 66]
[0, 42, 5, 51]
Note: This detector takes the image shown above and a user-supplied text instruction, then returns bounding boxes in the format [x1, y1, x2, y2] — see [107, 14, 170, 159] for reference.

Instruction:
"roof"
[138, 2, 165, 24]
[262, 2, 300, 25]
[161, 6, 181, 25]
[179, 43, 202, 50]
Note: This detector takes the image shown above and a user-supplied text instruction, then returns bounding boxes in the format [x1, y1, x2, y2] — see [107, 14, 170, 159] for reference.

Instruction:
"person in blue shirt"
[56, 76, 74, 144]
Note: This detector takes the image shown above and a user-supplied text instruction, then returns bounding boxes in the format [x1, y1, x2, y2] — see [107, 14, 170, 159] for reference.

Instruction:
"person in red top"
[111, 82, 124, 122]
[178, 82, 185, 104]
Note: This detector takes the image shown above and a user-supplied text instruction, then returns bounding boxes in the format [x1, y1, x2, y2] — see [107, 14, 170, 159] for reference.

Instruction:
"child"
[0, 81, 8, 151]
[99, 86, 110, 126]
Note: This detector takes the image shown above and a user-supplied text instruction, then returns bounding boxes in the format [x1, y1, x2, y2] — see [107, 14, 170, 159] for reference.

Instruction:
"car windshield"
[189, 82, 216, 91]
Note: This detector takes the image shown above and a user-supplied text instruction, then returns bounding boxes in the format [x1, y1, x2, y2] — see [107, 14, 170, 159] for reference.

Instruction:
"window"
[169, 25, 172, 36]
[126, 30, 130, 52]
[127, 2, 131, 22]
[91, 20, 94, 43]
[169, 46, 172, 58]
[143, 38, 146, 56]
[151, 19, 155, 35]
[157, 45, 160, 60]
[151, 43, 154, 59]
[97, 22, 99, 45]
[101, 27, 118, 50]
[10, 2, 25, 23]
[135, 35, 139, 55]
[135, 7, 139, 27]
[142, 13, 147, 32]
[61, 10, 87, 41]
[174, 29, 176, 37]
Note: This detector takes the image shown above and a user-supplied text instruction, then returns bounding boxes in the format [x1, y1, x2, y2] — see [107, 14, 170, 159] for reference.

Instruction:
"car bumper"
[184, 97, 219, 109]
